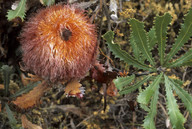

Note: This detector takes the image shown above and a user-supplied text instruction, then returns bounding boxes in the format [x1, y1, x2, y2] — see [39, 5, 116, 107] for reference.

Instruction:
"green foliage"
[6, 0, 55, 21]
[164, 8, 192, 65]
[167, 77, 192, 117]
[102, 31, 153, 71]
[129, 19, 155, 66]
[7, 0, 27, 21]
[5, 104, 18, 129]
[119, 75, 150, 95]
[113, 75, 135, 91]
[10, 81, 41, 98]
[148, 27, 157, 52]
[182, 59, 192, 66]
[164, 75, 186, 129]
[143, 90, 159, 129]
[137, 73, 162, 105]
[0, 65, 41, 128]
[129, 33, 140, 60]
[42, 0, 55, 6]
[103, 7, 192, 129]
[1, 65, 13, 96]
[168, 49, 192, 67]
[155, 13, 172, 65]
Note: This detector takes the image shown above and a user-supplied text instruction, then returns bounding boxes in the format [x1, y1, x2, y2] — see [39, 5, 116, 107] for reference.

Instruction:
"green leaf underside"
[10, 81, 41, 98]
[168, 49, 192, 67]
[165, 8, 192, 65]
[155, 13, 172, 65]
[148, 26, 157, 51]
[168, 77, 192, 118]
[113, 75, 135, 91]
[102, 31, 153, 71]
[164, 75, 186, 129]
[129, 19, 155, 66]
[119, 75, 150, 95]
[5, 104, 17, 128]
[7, 0, 26, 21]
[130, 33, 140, 60]
[143, 89, 159, 129]
[137, 73, 163, 105]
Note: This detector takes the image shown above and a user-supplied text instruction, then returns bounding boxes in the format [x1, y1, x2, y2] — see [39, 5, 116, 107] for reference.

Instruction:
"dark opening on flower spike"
[20, 4, 98, 83]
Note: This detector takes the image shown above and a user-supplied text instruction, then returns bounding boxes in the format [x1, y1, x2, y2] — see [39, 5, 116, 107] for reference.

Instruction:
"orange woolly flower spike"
[20, 4, 98, 83]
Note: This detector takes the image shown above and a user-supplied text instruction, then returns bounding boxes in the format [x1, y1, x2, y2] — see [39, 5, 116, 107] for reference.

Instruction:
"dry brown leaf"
[20, 73, 30, 86]
[12, 81, 50, 109]
[64, 80, 84, 98]
[21, 73, 42, 86]
[99, 82, 118, 96]
[107, 81, 118, 97]
[21, 115, 42, 129]
[0, 84, 4, 89]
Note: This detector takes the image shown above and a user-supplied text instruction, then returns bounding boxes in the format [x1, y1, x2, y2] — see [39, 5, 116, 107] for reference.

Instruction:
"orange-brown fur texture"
[20, 4, 98, 83]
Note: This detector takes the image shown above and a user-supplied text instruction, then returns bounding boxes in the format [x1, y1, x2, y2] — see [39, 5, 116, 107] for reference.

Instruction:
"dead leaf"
[21, 115, 42, 129]
[20, 73, 30, 86]
[64, 80, 84, 98]
[21, 73, 42, 86]
[107, 81, 118, 96]
[0, 84, 4, 89]
[12, 81, 50, 109]
[91, 62, 117, 83]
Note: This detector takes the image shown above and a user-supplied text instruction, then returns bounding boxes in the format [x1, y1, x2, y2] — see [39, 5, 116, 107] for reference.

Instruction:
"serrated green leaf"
[130, 32, 146, 63]
[140, 103, 150, 112]
[1, 65, 13, 96]
[182, 59, 192, 66]
[155, 13, 172, 65]
[10, 81, 41, 98]
[129, 19, 155, 66]
[148, 26, 157, 51]
[137, 73, 163, 105]
[113, 75, 135, 91]
[103, 31, 154, 71]
[7, 0, 26, 21]
[119, 75, 150, 95]
[168, 78, 192, 118]
[143, 89, 159, 129]
[167, 49, 192, 67]
[5, 104, 18, 129]
[164, 75, 186, 129]
[165, 8, 192, 65]
[130, 33, 140, 60]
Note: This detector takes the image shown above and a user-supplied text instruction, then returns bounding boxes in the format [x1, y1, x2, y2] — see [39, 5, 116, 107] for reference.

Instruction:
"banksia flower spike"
[20, 4, 98, 83]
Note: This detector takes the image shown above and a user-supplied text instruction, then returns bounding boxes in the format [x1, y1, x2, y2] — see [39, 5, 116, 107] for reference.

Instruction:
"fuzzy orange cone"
[20, 4, 98, 83]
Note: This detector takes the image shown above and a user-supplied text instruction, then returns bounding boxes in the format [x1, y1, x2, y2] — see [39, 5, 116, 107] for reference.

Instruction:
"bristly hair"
[20, 4, 98, 83]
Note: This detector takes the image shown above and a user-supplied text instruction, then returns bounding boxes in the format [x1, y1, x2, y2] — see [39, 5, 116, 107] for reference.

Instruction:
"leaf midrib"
[110, 43, 152, 70]
[160, 16, 166, 65]
[15, 0, 25, 17]
[134, 22, 154, 65]
[170, 50, 192, 67]
[171, 80, 192, 110]
[165, 22, 192, 64]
